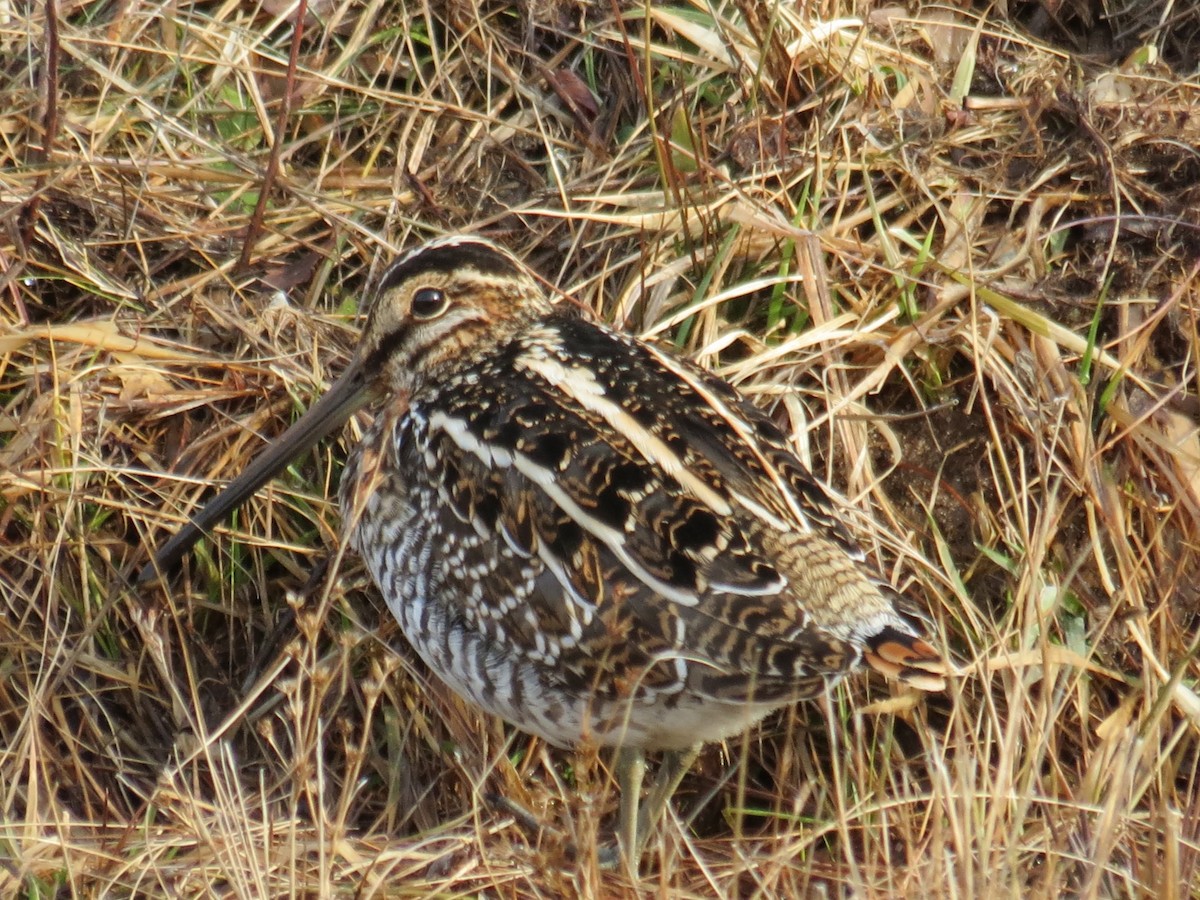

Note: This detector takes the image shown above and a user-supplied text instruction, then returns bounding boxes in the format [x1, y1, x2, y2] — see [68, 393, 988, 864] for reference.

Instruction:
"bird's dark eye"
[411, 287, 449, 320]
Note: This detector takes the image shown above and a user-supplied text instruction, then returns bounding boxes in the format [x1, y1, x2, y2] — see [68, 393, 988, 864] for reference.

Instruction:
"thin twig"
[238, 0, 308, 273]
[18, 0, 60, 249]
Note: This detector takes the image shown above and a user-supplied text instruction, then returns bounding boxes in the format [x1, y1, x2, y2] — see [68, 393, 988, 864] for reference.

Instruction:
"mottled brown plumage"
[145, 235, 945, 867]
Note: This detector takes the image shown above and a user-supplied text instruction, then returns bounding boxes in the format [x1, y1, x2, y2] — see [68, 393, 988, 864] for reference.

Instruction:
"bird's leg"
[604, 744, 704, 871]
[614, 745, 646, 873]
[634, 744, 701, 857]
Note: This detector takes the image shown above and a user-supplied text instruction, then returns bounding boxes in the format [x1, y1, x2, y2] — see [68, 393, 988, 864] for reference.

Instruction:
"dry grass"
[2, 1, 1199, 896]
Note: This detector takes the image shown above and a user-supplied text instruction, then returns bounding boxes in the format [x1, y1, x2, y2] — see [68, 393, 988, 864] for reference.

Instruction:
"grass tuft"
[2, 1, 1198, 895]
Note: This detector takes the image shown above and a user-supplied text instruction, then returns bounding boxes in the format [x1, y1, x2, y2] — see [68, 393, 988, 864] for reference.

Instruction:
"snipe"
[144, 236, 945, 867]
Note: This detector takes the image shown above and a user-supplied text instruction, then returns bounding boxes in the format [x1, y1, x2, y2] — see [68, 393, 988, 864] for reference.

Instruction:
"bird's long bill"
[140, 359, 371, 584]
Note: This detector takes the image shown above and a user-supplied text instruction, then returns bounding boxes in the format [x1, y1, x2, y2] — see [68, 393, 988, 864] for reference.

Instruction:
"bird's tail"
[863, 624, 948, 691]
